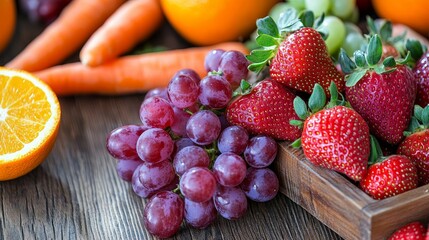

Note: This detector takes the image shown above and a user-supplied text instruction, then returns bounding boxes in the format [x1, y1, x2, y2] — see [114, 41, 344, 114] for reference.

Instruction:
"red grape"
[204, 49, 225, 72]
[213, 185, 247, 220]
[240, 168, 279, 202]
[184, 198, 217, 229]
[244, 136, 278, 168]
[213, 153, 247, 187]
[198, 75, 232, 109]
[20, 0, 72, 23]
[135, 160, 175, 190]
[106, 125, 147, 161]
[173, 138, 196, 156]
[167, 72, 200, 109]
[186, 110, 221, 145]
[180, 167, 217, 203]
[139, 96, 174, 129]
[143, 191, 184, 238]
[136, 128, 174, 163]
[218, 51, 249, 89]
[173, 146, 210, 176]
[144, 87, 168, 101]
[171, 106, 192, 137]
[174, 69, 201, 84]
[131, 167, 178, 198]
[116, 159, 142, 182]
[217, 125, 249, 154]
[131, 166, 158, 198]
[218, 113, 230, 130]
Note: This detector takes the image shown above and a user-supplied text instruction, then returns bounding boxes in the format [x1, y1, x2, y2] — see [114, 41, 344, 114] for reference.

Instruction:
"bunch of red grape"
[106, 49, 280, 238]
[19, 0, 72, 23]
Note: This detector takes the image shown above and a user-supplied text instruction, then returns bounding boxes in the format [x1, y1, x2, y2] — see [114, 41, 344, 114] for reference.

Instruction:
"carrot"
[34, 42, 249, 96]
[80, 0, 163, 67]
[6, 0, 126, 72]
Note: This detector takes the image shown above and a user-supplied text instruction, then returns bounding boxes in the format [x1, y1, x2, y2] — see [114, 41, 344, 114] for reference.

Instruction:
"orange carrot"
[80, 0, 163, 67]
[34, 42, 249, 96]
[6, 0, 126, 72]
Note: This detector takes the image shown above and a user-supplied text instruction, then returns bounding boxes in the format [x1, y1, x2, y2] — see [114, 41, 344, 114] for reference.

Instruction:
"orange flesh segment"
[0, 74, 52, 155]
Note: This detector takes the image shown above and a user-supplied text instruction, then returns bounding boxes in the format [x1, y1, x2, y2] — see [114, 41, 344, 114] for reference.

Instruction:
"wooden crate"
[274, 142, 429, 240]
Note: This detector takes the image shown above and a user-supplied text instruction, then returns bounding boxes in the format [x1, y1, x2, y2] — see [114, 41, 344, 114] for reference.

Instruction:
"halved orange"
[0, 67, 61, 181]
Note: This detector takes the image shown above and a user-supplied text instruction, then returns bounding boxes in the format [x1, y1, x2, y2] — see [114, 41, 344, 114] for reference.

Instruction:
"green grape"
[344, 22, 362, 35]
[330, 0, 356, 20]
[346, 6, 360, 23]
[288, 0, 306, 10]
[305, 0, 331, 17]
[341, 32, 366, 56]
[341, 22, 365, 56]
[320, 16, 346, 56]
[269, 2, 294, 23]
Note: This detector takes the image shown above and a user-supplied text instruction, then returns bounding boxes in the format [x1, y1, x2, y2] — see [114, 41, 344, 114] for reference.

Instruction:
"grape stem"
[184, 108, 195, 115]
[205, 141, 219, 168]
[172, 184, 181, 195]
[166, 127, 181, 140]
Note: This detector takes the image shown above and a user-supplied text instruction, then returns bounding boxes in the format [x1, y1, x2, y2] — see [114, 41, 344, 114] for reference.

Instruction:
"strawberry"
[291, 83, 370, 181]
[388, 221, 427, 240]
[360, 154, 418, 200]
[425, 225, 429, 240]
[247, 9, 344, 96]
[397, 105, 429, 185]
[226, 78, 301, 141]
[414, 50, 429, 107]
[339, 34, 417, 145]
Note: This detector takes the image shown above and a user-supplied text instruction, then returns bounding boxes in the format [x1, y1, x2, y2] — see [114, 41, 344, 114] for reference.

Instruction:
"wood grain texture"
[276, 142, 429, 240]
[0, 12, 343, 240]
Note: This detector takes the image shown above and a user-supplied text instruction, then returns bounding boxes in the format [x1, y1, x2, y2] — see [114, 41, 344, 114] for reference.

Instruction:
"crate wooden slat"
[274, 142, 429, 240]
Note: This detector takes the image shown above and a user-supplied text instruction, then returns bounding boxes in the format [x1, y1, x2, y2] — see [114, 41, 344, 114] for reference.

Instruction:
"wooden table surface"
[0, 12, 343, 240]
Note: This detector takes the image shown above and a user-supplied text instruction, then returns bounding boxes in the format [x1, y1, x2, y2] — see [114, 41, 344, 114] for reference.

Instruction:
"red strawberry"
[301, 105, 370, 181]
[226, 79, 301, 141]
[425, 225, 429, 240]
[293, 83, 370, 181]
[269, 27, 345, 95]
[346, 64, 416, 145]
[360, 155, 418, 200]
[413, 50, 429, 107]
[247, 9, 344, 96]
[397, 105, 429, 185]
[388, 221, 427, 240]
[339, 35, 416, 145]
[397, 131, 429, 185]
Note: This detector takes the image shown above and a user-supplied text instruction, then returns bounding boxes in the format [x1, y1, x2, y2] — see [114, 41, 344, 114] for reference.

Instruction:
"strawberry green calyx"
[366, 16, 427, 67]
[366, 17, 394, 42]
[339, 34, 413, 87]
[368, 135, 384, 165]
[232, 79, 252, 97]
[366, 16, 404, 51]
[247, 8, 325, 73]
[290, 82, 345, 148]
[405, 39, 427, 67]
[292, 82, 344, 121]
[292, 84, 326, 126]
[404, 105, 429, 136]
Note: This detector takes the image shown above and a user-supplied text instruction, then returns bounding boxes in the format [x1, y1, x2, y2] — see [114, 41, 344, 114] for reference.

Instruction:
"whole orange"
[0, 0, 16, 53]
[160, 0, 279, 46]
[372, 0, 429, 36]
